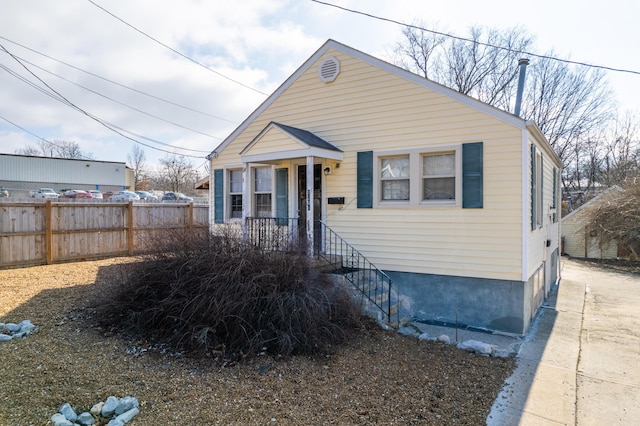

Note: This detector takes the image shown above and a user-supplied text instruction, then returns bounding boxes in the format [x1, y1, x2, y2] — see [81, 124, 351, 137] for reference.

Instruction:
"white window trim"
[251, 164, 275, 218]
[226, 166, 243, 222]
[373, 145, 462, 208]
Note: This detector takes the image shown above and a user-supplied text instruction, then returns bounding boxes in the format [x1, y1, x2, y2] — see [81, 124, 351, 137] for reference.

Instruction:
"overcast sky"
[1, 0, 638, 173]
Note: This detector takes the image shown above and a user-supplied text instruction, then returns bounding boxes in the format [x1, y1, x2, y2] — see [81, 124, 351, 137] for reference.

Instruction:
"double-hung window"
[254, 167, 272, 217]
[228, 169, 243, 219]
[374, 146, 461, 207]
[380, 156, 410, 201]
[422, 152, 456, 201]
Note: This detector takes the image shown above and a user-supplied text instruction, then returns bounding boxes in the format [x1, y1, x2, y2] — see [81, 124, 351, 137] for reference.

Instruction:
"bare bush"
[98, 231, 365, 360]
[586, 184, 640, 259]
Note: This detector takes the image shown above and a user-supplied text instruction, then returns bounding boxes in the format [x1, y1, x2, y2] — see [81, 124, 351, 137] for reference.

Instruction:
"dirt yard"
[0, 258, 514, 425]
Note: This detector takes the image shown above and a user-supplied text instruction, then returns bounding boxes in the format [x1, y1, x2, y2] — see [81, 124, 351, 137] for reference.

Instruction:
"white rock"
[418, 333, 430, 340]
[90, 401, 104, 416]
[437, 334, 451, 344]
[457, 339, 495, 356]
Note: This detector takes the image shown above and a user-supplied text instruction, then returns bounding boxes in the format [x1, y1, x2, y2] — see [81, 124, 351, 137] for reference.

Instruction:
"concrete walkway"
[488, 258, 640, 425]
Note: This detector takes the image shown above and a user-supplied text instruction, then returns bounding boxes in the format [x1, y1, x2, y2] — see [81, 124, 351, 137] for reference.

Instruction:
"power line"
[11, 54, 223, 141]
[310, 0, 640, 76]
[0, 35, 238, 124]
[0, 43, 206, 159]
[87, 0, 269, 95]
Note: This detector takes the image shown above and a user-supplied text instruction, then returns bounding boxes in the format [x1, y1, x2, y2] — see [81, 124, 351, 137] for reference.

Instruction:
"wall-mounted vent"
[318, 56, 340, 83]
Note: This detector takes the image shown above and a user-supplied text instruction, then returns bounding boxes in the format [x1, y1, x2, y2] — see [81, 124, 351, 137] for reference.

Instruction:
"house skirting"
[386, 270, 538, 335]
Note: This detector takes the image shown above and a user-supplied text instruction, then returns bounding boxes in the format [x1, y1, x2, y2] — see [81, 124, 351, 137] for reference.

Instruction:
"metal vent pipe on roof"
[514, 58, 530, 117]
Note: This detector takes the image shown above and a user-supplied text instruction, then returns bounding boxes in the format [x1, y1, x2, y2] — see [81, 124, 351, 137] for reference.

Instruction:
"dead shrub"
[98, 230, 365, 360]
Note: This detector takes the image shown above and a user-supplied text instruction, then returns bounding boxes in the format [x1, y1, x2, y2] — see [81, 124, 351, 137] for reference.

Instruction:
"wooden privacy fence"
[0, 200, 210, 268]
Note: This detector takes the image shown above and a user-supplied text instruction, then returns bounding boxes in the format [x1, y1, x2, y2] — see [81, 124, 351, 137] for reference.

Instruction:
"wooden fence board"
[0, 201, 210, 268]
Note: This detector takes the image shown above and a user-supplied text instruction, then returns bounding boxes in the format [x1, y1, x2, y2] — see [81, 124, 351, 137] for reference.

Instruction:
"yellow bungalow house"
[207, 40, 562, 335]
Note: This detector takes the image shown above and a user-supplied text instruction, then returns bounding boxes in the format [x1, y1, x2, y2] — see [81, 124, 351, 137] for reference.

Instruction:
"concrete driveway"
[488, 258, 640, 425]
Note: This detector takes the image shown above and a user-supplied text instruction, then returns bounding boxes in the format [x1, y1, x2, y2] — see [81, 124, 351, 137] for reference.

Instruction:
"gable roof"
[240, 121, 343, 163]
[209, 39, 539, 160]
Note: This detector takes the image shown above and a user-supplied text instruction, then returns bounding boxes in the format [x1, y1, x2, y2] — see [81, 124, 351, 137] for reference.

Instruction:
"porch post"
[306, 156, 314, 257]
[242, 162, 249, 244]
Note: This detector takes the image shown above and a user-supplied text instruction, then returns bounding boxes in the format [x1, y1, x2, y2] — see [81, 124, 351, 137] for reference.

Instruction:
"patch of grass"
[98, 231, 365, 360]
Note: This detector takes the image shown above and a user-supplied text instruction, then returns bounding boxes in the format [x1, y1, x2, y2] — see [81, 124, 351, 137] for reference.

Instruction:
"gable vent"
[318, 56, 340, 83]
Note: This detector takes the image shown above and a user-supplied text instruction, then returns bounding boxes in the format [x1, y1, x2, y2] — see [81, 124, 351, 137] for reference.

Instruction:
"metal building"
[0, 153, 134, 197]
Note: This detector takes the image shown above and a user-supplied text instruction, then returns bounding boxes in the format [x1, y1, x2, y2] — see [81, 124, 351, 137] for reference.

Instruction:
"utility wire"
[0, 35, 238, 124]
[87, 0, 269, 95]
[310, 0, 640, 76]
[11, 54, 223, 141]
[0, 43, 205, 158]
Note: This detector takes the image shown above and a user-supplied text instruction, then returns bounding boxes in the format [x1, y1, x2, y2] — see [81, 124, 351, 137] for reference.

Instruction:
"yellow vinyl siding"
[243, 128, 304, 157]
[212, 48, 527, 281]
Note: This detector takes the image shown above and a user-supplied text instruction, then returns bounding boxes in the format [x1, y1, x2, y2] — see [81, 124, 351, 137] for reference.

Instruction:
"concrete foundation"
[386, 270, 533, 335]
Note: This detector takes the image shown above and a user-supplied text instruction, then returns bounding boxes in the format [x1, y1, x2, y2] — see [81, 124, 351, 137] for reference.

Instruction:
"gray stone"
[101, 396, 120, 417]
[51, 413, 74, 426]
[59, 403, 78, 421]
[114, 396, 139, 415]
[106, 419, 125, 426]
[114, 407, 139, 424]
[77, 412, 96, 425]
[0, 333, 12, 342]
[397, 326, 418, 337]
[4, 323, 20, 333]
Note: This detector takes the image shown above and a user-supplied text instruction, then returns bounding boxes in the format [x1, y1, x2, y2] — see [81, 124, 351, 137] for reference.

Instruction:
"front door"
[297, 164, 322, 251]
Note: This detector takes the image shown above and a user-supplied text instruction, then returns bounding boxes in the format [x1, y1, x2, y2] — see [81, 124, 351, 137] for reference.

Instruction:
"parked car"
[33, 188, 59, 199]
[88, 190, 103, 199]
[108, 191, 140, 202]
[135, 191, 158, 201]
[61, 189, 93, 199]
[162, 192, 193, 202]
[102, 191, 114, 200]
[0, 186, 8, 198]
[58, 189, 73, 196]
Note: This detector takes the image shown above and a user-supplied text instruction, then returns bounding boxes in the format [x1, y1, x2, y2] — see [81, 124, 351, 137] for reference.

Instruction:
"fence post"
[188, 202, 194, 233]
[128, 201, 134, 255]
[45, 200, 53, 264]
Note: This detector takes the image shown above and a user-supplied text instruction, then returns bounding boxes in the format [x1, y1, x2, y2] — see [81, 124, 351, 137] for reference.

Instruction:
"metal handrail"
[315, 221, 395, 324]
[244, 217, 396, 324]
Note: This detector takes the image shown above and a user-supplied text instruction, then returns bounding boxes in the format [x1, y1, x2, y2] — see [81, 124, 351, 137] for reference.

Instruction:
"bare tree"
[394, 24, 534, 111]
[158, 154, 198, 193]
[602, 112, 640, 186]
[393, 23, 618, 195]
[127, 145, 150, 190]
[15, 140, 94, 160]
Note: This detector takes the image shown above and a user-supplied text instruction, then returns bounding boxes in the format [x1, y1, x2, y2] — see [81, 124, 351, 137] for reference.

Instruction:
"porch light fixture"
[324, 166, 332, 175]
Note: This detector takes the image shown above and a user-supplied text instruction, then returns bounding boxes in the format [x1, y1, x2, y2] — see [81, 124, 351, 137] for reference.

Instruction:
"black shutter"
[357, 151, 373, 208]
[213, 168, 224, 224]
[531, 145, 537, 230]
[462, 142, 483, 208]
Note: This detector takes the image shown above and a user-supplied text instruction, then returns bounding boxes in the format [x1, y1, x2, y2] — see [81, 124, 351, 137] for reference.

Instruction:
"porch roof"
[240, 122, 343, 163]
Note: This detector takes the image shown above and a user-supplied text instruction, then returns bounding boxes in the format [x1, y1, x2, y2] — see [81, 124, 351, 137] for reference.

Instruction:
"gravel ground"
[0, 258, 515, 425]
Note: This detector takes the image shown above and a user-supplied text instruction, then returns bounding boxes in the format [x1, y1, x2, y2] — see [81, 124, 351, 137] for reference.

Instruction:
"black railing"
[244, 217, 396, 324]
[315, 221, 395, 324]
[245, 217, 303, 252]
